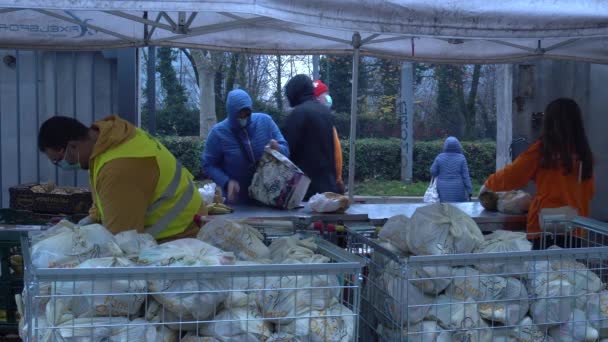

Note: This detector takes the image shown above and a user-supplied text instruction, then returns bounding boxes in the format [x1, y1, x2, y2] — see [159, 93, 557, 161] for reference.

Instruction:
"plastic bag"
[381, 260, 432, 324]
[269, 236, 317, 262]
[52, 257, 146, 317]
[407, 204, 484, 256]
[199, 183, 218, 204]
[309, 192, 350, 213]
[31, 223, 118, 268]
[257, 264, 340, 324]
[138, 239, 235, 320]
[446, 267, 529, 325]
[582, 291, 608, 337]
[181, 333, 221, 342]
[145, 298, 200, 332]
[492, 317, 555, 342]
[549, 309, 599, 342]
[426, 295, 493, 342]
[45, 317, 130, 341]
[527, 261, 577, 325]
[547, 252, 602, 294]
[474, 230, 532, 275]
[423, 178, 439, 203]
[114, 230, 157, 258]
[377, 321, 452, 342]
[378, 215, 411, 254]
[198, 218, 270, 261]
[200, 299, 273, 341]
[497, 190, 533, 214]
[277, 303, 355, 342]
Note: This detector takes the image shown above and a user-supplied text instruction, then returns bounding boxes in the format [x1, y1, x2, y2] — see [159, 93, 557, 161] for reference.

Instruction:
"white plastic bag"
[277, 303, 355, 342]
[496, 190, 533, 214]
[309, 193, 349, 213]
[423, 178, 439, 203]
[53, 257, 146, 317]
[181, 333, 221, 342]
[492, 317, 555, 342]
[198, 218, 270, 261]
[114, 230, 157, 257]
[549, 309, 599, 342]
[377, 321, 452, 342]
[200, 300, 273, 341]
[407, 204, 484, 256]
[257, 268, 340, 324]
[138, 238, 235, 320]
[446, 267, 529, 326]
[426, 295, 493, 342]
[199, 183, 217, 204]
[527, 261, 577, 325]
[381, 260, 432, 324]
[269, 236, 317, 262]
[31, 223, 118, 268]
[378, 215, 411, 254]
[145, 298, 200, 332]
[473, 230, 532, 275]
[231, 260, 281, 292]
[582, 291, 608, 337]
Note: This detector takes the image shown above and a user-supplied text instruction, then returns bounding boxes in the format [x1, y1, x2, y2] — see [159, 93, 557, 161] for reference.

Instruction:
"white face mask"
[238, 118, 248, 128]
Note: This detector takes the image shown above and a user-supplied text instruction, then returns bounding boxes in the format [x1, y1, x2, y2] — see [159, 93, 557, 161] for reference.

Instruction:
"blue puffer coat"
[202, 89, 289, 203]
[430, 136, 473, 203]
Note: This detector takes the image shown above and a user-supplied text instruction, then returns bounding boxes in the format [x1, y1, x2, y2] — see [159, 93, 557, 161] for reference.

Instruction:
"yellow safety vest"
[91, 128, 202, 239]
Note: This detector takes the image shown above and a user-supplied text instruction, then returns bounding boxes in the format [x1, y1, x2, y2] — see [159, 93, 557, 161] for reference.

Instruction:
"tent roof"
[1, 1, 608, 63]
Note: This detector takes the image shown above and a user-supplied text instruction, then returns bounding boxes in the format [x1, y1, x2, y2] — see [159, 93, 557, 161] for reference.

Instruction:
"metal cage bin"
[347, 216, 608, 341]
[18, 227, 363, 342]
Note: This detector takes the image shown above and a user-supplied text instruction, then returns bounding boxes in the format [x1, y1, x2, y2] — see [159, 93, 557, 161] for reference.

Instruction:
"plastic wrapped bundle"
[473, 230, 532, 275]
[197, 218, 270, 261]
[277, 303, 355, 342]
[549, 309, 599, 342]
[138, 238, 235, 320]
[52, 257, 146, 317]
[426, 295, 493, 342]
[378, 215, 411, 254]
[380, 260, 432, 325]
[31, 223, 118, 268]
[407, 204, 483, 256]
[114, 230, 157, 258]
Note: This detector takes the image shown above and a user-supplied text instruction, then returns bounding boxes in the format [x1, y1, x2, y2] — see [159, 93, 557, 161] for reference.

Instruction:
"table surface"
[223, 202, 526, 224]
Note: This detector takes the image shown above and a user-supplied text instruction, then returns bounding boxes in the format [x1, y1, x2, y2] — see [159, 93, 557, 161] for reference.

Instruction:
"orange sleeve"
[95, 157, 159, 234]
[333, 127, 343, 183]
[485, 141, 540, 192]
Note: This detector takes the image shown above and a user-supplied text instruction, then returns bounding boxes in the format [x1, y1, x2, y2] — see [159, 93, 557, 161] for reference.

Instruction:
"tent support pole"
[348, 32, 361, 202]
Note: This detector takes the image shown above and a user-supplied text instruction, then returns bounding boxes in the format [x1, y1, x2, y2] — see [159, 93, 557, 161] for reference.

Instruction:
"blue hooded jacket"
[430, 136, 473, 202]
[202, 89, 289, 203]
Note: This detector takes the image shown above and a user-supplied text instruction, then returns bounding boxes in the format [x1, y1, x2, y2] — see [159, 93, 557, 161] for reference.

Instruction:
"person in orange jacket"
[480, 98, 594, 241]
[313, 79, 344, 194]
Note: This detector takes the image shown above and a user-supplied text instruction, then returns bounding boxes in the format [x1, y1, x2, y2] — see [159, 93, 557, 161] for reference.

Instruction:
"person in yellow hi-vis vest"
[37, 115, 206, 241]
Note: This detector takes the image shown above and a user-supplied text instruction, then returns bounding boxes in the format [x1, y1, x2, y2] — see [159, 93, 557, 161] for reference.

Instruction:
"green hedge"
[158, 136, 496, 182]
[157, 136, 205, 178]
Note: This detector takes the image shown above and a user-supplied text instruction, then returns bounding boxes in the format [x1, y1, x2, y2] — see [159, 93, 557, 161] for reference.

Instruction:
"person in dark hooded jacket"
[430, 136, 473, 202]
[202, 89, 289, 204]
[284, 74, 338, 199]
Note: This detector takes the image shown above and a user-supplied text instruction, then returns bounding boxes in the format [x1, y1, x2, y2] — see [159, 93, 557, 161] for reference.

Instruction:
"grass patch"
[354, 179, 483, 197]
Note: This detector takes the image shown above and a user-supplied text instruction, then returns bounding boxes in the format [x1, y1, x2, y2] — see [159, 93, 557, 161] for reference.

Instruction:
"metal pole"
[400, 62, 414, 183]
[347, 33, 361, 202]
[146, 46, 156, 134]
[312, 55, 320, 80]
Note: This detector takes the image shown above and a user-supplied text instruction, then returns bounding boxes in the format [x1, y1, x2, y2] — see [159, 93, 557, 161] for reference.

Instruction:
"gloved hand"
[227, 180, 240, 203]
[266, 139, 280, 151]
[78, 215, 94, 226]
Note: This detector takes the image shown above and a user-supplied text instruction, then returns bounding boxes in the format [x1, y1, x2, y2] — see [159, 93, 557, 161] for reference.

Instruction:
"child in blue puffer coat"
[430, 136, 473, 202]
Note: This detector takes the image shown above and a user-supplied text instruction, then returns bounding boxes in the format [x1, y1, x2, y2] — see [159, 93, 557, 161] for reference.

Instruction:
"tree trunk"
[192, 50, 218, 138]
[275, 54, 283, 110]
[465, 65, 482, 139]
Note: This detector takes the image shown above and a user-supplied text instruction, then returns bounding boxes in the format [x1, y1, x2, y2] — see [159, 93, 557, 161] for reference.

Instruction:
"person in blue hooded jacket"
[202, 89, 289, 204]
[430, 136, 473, 202]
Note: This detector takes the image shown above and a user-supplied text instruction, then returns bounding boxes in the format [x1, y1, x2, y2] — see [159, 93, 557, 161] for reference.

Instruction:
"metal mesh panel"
[347, 217, 608, 341]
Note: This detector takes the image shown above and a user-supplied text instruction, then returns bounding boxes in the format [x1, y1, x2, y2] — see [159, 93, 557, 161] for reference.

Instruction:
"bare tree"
[188, 49, 224, 138]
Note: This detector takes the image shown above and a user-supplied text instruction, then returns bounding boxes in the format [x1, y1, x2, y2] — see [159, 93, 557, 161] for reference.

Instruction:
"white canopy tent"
[1, 0, 607, 200]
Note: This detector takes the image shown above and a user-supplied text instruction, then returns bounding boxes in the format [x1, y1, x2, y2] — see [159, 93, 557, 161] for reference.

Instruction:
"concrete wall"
[498, 59, 608, 220]
[0, 49, 136, 208]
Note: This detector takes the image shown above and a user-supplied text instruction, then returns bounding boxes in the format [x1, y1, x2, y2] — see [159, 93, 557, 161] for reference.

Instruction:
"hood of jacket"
[443, 136, 463, 153]
[226, 89, 253, 130]
[90, 115, 136, 160]
[285, 74, 315, 107]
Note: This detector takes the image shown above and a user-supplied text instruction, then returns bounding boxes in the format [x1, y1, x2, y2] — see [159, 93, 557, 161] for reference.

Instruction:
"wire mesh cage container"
[347, 216, 608, 341]
[17, 224, 363, 342]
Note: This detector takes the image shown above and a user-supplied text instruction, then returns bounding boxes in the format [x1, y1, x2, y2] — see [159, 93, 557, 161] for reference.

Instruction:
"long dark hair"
[540, 98, 593, 180]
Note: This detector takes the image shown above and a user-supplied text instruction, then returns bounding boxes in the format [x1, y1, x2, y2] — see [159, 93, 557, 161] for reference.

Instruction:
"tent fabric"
[0, 1, 608, 63]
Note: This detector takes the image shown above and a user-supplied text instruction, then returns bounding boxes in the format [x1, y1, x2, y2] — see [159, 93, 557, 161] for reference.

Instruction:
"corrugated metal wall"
[0, 50, 118, 207]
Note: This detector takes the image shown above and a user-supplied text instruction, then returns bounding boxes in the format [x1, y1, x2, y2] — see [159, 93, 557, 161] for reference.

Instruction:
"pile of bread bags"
[373, 203, 604, 342]
[19, 218, 355, 342]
